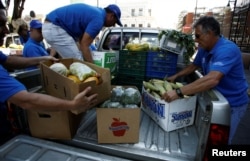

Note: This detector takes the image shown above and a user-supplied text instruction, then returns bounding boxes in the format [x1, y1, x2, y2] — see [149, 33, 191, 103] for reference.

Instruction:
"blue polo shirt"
[22, 38, 49, 70]
[45, 3, 105, 40]
[0, 52, 26, 135]
[193, 36, 248, 107]
[19, 31, 30, 45]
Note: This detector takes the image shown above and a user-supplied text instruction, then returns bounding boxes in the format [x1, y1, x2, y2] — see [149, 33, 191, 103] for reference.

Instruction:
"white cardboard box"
[141, 86, 197, 132]
[92, 51, 117, 75]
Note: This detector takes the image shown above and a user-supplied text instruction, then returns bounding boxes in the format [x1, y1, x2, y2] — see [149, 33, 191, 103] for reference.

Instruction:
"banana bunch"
[143, 79, 184, 98]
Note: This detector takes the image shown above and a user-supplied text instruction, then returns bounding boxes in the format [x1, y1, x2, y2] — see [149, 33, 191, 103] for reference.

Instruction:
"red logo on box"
[109, 118, 129, 136]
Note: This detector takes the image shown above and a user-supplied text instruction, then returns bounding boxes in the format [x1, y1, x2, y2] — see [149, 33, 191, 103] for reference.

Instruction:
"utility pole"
[194, 0, 198, 22]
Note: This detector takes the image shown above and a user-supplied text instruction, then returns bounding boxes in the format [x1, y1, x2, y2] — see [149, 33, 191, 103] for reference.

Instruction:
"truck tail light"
[203, 124, 230, 161]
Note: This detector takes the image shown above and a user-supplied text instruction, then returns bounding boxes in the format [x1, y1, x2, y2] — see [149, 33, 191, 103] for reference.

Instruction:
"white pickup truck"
[0, 27, 231, 161]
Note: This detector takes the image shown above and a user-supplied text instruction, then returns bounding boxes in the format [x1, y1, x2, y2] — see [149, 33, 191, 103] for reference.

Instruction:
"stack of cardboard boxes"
[27, 56, 197, 143]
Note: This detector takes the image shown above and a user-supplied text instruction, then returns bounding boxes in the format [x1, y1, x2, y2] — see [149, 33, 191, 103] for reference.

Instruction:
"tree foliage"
[5, 0, 25, 19]
[4, 0, 26, 32]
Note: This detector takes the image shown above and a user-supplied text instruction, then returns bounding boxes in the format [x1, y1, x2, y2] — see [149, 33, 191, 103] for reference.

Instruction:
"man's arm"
[162, 71, 223, 102]
[8, 87, 98, 112]
[3, 55, 58, 69]
[167, 63, 199, 82]
[79, 32, 94, 63]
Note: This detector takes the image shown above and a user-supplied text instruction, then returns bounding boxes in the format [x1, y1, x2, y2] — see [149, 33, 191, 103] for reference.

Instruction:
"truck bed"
[62, 100, 209, 161]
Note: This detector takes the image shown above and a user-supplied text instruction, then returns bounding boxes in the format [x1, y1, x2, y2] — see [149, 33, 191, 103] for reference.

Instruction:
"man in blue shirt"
[162, 16, 249, 144]
[42, 3, 122, 63]
[0, 2, 98, 144]
[17, 23, 30, 45]
[23, 20, 49, 70]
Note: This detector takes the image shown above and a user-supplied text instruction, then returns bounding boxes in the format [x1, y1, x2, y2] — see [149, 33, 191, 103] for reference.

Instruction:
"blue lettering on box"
[142, 92, 165, 118]
[171, 110, 192, 125]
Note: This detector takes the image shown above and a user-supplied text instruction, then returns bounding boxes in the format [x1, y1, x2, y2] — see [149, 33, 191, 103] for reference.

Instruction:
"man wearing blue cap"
[42, 3, 122, 63]
[22, 19, 49, 70]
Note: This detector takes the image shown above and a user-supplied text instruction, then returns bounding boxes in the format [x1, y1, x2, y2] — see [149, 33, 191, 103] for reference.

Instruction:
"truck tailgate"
[0, 135, 131, 161]
[63, 108, 200, 161]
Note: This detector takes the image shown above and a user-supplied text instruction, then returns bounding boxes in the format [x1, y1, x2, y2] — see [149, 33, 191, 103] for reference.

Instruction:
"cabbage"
[121, 87, 141, 105]
[49, 63, 69, 76]
[124, 104, 138, 108]
[111, 86, 125, 102]
[69, 62, 96, 81]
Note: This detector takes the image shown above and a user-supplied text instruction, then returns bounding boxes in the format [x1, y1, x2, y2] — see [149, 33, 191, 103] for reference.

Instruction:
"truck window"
[102, 31, 158, 50]
[141, 33, 159, 46]
[14, 36, 21, 45]
[103, 32, 138, 50]
[5, 37, 13, 48]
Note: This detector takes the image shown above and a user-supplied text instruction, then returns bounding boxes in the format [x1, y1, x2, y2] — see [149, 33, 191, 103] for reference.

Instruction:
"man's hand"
[42, 56, 59, 62]
[166, 75, 177, 83]
[161, 90, 179, 102]
[72, 86, 98, 112]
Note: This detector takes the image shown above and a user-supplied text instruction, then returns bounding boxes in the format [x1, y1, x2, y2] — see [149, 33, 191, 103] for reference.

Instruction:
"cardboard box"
[40, 58, 111, 114]
[27, 110, 83, 140]
[96, 86, 141, 144]
[92, 51, 117, 75]
[27, 59, 111, 140]
[96, 108, 140, 144]
[141, 86, 197, 132]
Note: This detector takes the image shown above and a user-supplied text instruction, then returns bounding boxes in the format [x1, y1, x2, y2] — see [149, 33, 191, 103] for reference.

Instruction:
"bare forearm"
[9, 91, 76, 111]
[81, 46, 93, 63]
[181, 74, 220, 96]
[5, 56, 56, 69]
[176, 64, 198, 78]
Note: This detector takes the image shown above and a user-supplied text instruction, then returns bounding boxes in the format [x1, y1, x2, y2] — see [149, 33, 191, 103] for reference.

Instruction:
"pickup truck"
[5, 66, 230, 161]
[1, 27, 231, 161]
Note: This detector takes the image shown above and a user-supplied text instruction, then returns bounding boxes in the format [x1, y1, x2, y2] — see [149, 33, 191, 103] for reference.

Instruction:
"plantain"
[153, 83, 166, 96]
[170, 82, 179, 89]
[143, 81, 159, 92]
[176, 82, 184, 88]
[163, 81, 173, 91]
[151, 91, 161, 99]
[149, 79, 165, 85]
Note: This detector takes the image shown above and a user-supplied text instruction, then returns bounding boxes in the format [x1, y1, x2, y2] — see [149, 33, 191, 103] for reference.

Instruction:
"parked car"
[0, 33, 23, 55]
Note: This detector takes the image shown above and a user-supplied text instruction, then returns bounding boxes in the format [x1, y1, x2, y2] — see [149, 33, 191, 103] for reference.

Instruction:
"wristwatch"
[176, 88, 184, 98]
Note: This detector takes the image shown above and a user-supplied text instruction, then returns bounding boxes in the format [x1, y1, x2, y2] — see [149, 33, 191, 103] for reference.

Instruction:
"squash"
[50, 63, 69, 76]
[69, 62, 97, 81]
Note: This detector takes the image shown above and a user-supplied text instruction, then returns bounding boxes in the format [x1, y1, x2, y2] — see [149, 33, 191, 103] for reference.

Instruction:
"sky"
[7, 0, 230, 28]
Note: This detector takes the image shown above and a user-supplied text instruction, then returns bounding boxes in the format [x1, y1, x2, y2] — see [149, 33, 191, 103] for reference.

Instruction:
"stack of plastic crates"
[146, 50, 178, 79]
[116, 50, 147, 91]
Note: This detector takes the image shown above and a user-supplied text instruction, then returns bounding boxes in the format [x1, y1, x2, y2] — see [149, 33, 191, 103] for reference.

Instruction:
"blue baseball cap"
[106, 4, 122, 26]
[30, 19, 42, 29]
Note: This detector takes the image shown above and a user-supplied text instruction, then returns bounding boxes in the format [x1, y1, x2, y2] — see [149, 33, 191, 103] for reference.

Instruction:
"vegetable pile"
[100, 86, 141, 108]
[49, 62, 101, 84]
[143, 79, 188, 98]
[124, 43, 159, 51]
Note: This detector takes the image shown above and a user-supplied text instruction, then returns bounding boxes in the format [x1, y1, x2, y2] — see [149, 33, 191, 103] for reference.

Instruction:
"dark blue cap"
[30, 19, 42, 29]
[106, 4, 122, 26]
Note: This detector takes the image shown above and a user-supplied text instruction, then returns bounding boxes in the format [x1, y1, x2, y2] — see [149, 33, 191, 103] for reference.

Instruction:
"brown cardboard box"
[96, 108, 140, 144]
[27, 58, 111, 140]
[27, 110, 83, 140]
[96, 86, 141, 144]
[40, 58, 111, 114]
